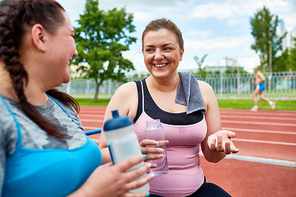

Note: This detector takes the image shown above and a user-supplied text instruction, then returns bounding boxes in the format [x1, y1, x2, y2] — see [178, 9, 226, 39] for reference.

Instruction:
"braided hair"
[0, 0, 79, 139]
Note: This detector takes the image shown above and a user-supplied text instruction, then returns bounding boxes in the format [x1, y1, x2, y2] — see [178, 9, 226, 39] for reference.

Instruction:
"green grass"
[75, 98, 111, 106]
[75, 97, 296, 111]
[217, 100, 296, 111]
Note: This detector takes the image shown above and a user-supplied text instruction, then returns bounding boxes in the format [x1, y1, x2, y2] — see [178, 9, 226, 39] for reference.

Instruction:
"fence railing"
[58, 71, 296, 100]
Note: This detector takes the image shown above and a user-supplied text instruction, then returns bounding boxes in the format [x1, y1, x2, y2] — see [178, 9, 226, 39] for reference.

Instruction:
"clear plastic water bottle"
[145, 119, 169, 176]
[103, 109, 149, 193]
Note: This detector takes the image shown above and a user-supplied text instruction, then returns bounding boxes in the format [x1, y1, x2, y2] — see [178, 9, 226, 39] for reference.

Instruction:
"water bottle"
[103, 109, 149, 193]
[145, 119, 169, 176]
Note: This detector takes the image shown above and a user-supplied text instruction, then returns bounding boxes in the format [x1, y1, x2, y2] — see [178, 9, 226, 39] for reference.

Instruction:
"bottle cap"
[103, 109, 133, 132]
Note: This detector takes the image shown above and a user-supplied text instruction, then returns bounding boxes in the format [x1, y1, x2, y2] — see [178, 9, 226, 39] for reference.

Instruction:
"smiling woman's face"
[143, 28, 184, 79]
[45, 11, 78, 85]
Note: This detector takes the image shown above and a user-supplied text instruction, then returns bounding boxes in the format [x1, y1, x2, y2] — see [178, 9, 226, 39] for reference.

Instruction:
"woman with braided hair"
[0, 0, 153, 196]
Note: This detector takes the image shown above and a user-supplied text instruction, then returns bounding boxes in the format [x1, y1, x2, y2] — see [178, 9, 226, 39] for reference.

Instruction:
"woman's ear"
[31, 24, 47, 52]
[180, 48, 184, 61]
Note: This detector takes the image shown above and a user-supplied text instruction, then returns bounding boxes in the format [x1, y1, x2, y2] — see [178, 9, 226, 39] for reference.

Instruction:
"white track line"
[199, 152, 296, 167]
[220, 111, 296, 117]
[232, 138, 296, 146]
[222, 127, 296, 135]
[222, 120, 296, 127]
[221, 115, 296, 121]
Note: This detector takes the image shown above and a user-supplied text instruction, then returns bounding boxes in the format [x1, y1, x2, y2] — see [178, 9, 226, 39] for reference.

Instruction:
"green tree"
[193, 54, 208, 80]
[73, 0, 136, 101]
[250, 6, 287, 71]
[289, 37, 296, 71]
[273, 49, 290, 71]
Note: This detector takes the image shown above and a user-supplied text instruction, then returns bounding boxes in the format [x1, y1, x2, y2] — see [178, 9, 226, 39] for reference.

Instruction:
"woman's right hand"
[68, 155, 153, 197]
[140, 139, 169, 162]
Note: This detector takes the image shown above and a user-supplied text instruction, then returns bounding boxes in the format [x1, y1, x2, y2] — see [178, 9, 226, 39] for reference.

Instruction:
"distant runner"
[250, 67, 276, 112]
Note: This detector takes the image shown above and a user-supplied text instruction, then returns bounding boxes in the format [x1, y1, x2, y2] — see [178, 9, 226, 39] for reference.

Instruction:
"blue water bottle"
[103, 109, 149, 193]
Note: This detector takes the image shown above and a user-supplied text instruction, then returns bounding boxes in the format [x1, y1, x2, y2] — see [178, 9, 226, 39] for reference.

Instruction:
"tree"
[289, 37, 296, 71]
[73, 0, 136, 101]
[193, 54, 208, 80]
[273, 49, 290, 71]
[250, 6, 287, 72]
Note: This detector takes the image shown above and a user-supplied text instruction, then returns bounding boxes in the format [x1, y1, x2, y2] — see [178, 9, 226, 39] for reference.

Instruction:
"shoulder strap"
[47, 95, 83, 130]
[0, 95, 22, 147]
[133, 80, 145, 123]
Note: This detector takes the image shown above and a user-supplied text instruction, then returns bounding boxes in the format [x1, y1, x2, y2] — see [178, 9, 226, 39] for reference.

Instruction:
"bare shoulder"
[104, 82, 138, 121]
[109, 82, 138, 105]
[115, 82, 137, 96]
[198, 80, 214, 94]
[197, 80, 217, 108]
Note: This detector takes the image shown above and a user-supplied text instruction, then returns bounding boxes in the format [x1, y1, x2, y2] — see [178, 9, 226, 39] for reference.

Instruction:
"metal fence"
[58, 71, 296, 100]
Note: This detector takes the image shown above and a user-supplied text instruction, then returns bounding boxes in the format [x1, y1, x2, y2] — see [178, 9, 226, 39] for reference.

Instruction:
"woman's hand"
[139, 139, 169, 162]
[207, 130, 239, 155]
[69, 155, 153, 197]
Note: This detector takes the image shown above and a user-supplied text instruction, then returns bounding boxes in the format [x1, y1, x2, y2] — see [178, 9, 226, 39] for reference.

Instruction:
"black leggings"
[149, 177, 231, 197]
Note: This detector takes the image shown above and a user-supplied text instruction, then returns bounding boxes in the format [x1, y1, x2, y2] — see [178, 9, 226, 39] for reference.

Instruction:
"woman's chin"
[63, 75, 71, 84]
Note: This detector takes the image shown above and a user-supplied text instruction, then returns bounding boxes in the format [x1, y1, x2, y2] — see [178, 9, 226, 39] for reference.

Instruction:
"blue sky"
[58, 0, 296, 73]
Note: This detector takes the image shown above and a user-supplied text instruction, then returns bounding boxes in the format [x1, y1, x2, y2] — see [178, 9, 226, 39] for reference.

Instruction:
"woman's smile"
[154, 63, 168, 68]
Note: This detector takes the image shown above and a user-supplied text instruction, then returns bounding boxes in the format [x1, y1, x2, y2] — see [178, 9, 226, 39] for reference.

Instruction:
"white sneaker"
[250, 106, 258, 112]
[271, 102, 276, 110]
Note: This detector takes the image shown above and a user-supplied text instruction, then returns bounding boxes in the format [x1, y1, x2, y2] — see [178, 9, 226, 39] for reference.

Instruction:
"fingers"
[125, 172, 154, 193]
[225, 142, 231, 154]
[226, 131, 239, 153]
[217, 136, 223, 152]
[124, 192, 150, 197]
[128, 163, 150, 181]
[230, 143, 239, 153]
[210, 137, 216, 151]
[140, 139, 157, 147]
[222, 141, 239, 154]
[141, 146, 164, 155]
[227, 131, 237, 138]
[145, 152, 164, 161]
[140, 140, 165, 161]
[157, 140, 169, 147]
[117, 155, 144, 172]
[140, 140, 164, 156]
[123, 163, 154, 190]
[208, 131, 239, 154]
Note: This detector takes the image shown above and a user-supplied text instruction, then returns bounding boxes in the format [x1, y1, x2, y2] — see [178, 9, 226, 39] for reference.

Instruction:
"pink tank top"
[134, 80, 207, 197]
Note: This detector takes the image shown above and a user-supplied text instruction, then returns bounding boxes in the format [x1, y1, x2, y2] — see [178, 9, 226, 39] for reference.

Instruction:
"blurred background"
[57, 0, 296, 101]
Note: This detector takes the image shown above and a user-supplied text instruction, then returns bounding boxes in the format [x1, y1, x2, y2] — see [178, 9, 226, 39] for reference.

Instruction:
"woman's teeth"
[155, 64, 167, 68]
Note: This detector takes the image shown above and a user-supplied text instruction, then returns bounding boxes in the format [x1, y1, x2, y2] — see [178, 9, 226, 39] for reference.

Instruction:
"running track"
[78, 107, 296, 197]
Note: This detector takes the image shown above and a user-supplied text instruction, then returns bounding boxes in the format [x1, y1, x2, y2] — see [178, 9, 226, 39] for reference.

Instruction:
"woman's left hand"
[207, 130, 239, 154]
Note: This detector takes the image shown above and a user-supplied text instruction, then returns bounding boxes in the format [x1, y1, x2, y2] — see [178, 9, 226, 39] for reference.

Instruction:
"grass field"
[75, 98, 296, 111]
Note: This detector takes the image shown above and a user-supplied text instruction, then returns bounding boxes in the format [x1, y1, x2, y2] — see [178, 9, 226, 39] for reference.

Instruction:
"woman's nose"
[154, 49, 164, 60]
[73, 50, 78, 58]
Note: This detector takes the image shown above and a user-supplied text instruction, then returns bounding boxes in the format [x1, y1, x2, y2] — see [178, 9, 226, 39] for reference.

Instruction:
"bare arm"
[199, 81, 239, 163]
[99, 82, 139, 164]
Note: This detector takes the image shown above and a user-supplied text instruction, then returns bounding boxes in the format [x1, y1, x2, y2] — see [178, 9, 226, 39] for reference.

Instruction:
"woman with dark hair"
[100, 18, 239, 197]
[0, 0, 153, 196]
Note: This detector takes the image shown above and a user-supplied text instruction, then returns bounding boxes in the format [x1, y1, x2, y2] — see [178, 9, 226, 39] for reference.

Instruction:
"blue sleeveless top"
[1, 95, 102, 197]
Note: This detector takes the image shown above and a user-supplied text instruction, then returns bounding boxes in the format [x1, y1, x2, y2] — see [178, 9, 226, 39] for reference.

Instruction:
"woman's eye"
[146, 48, 154, 52]
[164, 47, 172, 51]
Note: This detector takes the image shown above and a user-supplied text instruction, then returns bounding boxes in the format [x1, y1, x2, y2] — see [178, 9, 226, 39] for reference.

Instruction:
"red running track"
[78, 107, 296, 197]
